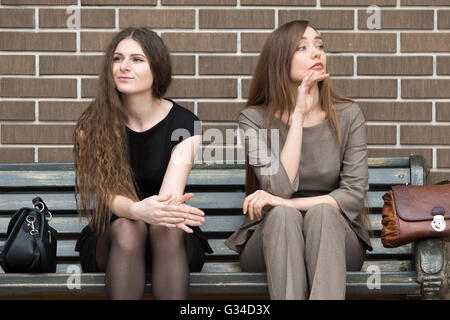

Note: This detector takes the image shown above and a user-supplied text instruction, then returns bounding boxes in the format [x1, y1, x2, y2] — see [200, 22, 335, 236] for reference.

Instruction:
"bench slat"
[0, 168, 410, 189]
[0, 260, 412, 274]
[0, 191, 387, 213]
[0, 214, 384, 236]
[0, 271, 421, 296]
[0, 238, 412, 260]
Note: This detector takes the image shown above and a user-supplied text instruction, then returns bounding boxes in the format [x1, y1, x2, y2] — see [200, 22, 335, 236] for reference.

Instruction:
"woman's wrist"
[280, 197, 293, 208]
[128, 201, 141, 221]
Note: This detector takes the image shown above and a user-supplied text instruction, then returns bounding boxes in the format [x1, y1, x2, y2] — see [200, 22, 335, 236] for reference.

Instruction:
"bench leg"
[414, 238, 448, 300]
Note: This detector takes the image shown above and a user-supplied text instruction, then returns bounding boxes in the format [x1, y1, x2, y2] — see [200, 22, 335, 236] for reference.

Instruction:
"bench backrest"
[0, 156, 428, 273]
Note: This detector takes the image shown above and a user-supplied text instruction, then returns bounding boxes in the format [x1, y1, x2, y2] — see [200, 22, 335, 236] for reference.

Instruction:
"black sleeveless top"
[124, 99, 212, 253]
[127, 99, 201, 199]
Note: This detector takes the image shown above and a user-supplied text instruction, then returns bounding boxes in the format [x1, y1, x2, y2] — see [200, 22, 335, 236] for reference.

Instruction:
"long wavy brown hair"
[73, 27, 172, 234]
[244, 20, 369, 227]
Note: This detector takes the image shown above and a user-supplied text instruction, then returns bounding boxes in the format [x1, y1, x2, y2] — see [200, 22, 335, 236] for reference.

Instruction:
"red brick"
[0, 32, 76, 52]
[1, 125, 75, 144]
[402, 33, 450, 53]
[0, 148, 35, 163]
[366, 125, 396, 145]
[437, 149, 450, 168]
[166, 79, 237, 98]
[199, 56, 258, 75]
[119, 9, 195, 29]
[401, 126, 450, 145]
[436, 103, 450, 122]
[321, 32, 397, 53]
[333, 79, 397, 98]
[0, 101, 35, 121]
[0, 55, 35, 75]
[199, 10, 274, 29]
[402, 80, 450, 98]
[0, 8, 34, 28]
[39, 101, 89, 121]
[197, 102, 244, 121]
[358, 56, 433, 76]
[279, 10, 354, 30]
[38, 148, 74, 162]
[162, 33, 237, 53]
[359, 102, 432, 122]
[358, 10, 434, 30]
[0, 78, 77, 98]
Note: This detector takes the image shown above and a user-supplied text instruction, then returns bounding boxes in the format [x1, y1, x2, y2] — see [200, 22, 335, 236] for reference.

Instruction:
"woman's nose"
[120, 58, 131, 71]
[311, 46, 320, 59]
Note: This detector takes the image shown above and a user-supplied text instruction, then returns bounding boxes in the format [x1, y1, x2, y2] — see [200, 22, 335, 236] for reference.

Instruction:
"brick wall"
[0, 0, 449, 184]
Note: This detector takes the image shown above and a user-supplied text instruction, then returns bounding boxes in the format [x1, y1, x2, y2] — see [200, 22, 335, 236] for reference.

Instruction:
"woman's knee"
[149, 225, 185, 253]
[109, 218, 147, 255]
[304, 203, 345, 227]
[265, 205, 302, 226]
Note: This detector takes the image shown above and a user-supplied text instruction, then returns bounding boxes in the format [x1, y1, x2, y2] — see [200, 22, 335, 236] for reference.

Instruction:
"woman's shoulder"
[239, 105, 267, 122]
[169, 99, 199, 122]
[167, 99, 201, 135]
[334, 101, 365, 122]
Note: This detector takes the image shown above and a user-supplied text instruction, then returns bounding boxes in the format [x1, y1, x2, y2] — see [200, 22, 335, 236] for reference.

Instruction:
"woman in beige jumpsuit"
[225, 20, 373, 300]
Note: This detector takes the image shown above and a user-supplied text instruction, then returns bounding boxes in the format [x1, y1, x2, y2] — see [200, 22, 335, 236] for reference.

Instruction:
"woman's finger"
[173, 193, 194, 205]
[164, 217, 186, 224]
[159, 222, 177, 228]
[181, 204, 205, 216]
[184, 213, 205, 223]
[243, 192, 256, 215]
[177, 223, 194, 233]
[183, 218, 203, 227]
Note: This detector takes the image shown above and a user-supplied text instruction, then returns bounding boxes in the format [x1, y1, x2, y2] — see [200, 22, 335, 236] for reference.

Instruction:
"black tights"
[95, 217, 194, 300]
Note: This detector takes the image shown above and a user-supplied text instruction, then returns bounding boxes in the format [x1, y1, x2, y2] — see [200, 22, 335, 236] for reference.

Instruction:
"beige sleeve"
[329, 105, 369, 222]
[239, 110, 299, 199]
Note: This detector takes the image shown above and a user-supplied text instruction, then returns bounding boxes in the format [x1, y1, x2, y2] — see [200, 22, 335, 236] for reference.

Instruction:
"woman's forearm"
[283, 194, 340, 212]
[280, 119, 303, 184]
[108, 194, 138, 220]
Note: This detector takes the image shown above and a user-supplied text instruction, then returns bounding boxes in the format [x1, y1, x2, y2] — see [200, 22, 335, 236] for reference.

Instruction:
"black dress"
[75, 99, 213, 272]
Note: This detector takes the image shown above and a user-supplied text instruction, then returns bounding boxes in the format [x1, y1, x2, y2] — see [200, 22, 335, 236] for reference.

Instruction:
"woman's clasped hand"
[243, 190, 286, 221]
[129, 193, 205, 233]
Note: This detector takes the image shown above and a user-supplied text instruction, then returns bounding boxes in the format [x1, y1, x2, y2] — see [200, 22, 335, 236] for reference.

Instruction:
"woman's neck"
[122, 91, 163, 129]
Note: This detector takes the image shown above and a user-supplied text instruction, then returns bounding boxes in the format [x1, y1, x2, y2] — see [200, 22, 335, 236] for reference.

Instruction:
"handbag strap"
[32, 197, 52, 222]
[32, 197, 48, 214]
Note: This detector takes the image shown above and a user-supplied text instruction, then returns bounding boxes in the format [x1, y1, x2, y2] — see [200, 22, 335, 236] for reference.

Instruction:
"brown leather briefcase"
[381, 180, 450, 248]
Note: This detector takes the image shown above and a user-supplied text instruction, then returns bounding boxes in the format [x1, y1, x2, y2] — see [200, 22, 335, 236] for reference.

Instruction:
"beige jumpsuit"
[225, 102, 373, 300]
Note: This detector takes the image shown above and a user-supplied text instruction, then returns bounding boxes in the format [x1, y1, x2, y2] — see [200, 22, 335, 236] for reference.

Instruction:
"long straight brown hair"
[244, 20, 369, 227]
[73, 27, 172, 234]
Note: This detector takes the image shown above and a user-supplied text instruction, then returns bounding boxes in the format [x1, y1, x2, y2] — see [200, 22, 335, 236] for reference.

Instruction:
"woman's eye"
[317, 45, 324, 50]
[296, 46, 306, 51]
[134, 58, 143, 62]
[113, 57, 121, 61]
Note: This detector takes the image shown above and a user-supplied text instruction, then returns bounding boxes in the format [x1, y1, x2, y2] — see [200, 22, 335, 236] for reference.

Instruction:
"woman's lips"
[118, 77, 133, 81]
[311, 63, 323, 70]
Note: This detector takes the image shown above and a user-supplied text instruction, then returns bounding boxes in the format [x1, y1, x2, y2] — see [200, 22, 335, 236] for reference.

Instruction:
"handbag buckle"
[26, 216, 39, 236]
[35, 201, 52, 222]
[431, 207, 446, 232]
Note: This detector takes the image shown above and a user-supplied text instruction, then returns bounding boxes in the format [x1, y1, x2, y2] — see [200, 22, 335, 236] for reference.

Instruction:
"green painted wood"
[0, 191, 388, 213]
[0, 168, 410, 189]
[0, 213, 384, 236]
[0, 260, 412, 275]
[0, 238, 412, 260]
[0, 158, 411, 171]
[0, 271, 420, 296]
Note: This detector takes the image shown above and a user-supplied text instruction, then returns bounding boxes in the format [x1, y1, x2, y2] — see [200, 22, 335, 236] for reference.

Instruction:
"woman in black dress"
[73, 27, 212, 300]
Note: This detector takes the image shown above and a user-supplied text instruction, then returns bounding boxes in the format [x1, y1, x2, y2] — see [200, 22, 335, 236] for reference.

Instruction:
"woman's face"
[112, 38, 153, 95]
[289, 26, 327, 84]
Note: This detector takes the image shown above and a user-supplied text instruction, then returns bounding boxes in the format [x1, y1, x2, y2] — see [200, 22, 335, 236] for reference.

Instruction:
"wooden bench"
[0, 155, 448, 299]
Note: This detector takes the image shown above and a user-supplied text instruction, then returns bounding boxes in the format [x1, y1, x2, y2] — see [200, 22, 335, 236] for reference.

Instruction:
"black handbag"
[0, 197, 57, 273]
